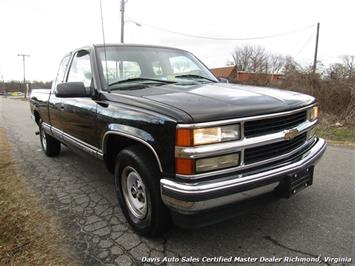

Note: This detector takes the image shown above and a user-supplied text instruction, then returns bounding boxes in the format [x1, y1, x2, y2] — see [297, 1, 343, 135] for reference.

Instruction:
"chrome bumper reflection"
[160, 138, 326, 214]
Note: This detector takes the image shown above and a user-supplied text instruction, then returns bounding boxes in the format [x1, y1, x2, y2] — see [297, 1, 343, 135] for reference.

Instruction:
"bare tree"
[231, 45, 254, 71]
[249, 46, 267, 72]
[282, 56, 301, 74]
[341, 55, 354, 78]
[230, 45, 285, 74]
[323, 55, 355, 80]
[269, 54, 286, 74]
[327, 63, 348, 80]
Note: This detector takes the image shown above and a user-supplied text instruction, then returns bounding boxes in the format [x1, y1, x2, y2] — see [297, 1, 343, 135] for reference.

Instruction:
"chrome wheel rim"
[121, 166, 148, 219]
[41, 126, 47, 151]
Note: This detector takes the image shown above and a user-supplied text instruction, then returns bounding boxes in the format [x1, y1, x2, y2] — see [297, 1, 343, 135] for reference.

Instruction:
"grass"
[0, 128, 73, 265]
[316, 126, 355, 145]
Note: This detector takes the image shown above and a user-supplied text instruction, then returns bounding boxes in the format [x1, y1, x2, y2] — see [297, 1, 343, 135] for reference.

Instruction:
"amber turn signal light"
[176, 158, 194, 175]
[176, 128, 192, 147]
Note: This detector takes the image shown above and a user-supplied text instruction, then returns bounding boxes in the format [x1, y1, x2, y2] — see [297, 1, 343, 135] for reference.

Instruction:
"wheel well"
[34, 110, 41, 125]
[104, 134, 161, 174]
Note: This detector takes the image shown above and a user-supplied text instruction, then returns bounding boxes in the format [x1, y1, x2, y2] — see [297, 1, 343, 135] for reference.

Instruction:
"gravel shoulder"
[0, 128, 74, 265]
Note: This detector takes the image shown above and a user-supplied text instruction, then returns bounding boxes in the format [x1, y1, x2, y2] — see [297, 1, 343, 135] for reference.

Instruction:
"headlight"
[193, 124, 241, 145]
[175, 125, 241, 175]
[308, 106, 319, 121]
[176, 125, 241, 147]
[196, 153, 240, 173]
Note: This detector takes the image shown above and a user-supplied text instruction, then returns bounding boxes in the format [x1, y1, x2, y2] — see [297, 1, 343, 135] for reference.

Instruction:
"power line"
[294, 32, 315, 58]
[129, 20, 315, 41]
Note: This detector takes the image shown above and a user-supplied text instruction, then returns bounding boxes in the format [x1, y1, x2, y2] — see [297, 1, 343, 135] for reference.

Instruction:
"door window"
[67, 51, 93, 87]
[52, 55, 70, 91]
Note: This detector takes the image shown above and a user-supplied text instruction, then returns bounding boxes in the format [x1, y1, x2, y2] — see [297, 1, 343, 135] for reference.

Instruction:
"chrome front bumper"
[160, 138, 327, 214]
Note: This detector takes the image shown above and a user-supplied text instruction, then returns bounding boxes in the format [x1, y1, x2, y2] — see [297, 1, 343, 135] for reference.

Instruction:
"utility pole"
[120, 0, 126, 43]
[312, 22, 320, 74]
[17, 53, 30, 98]
[0, 74, 5, 96]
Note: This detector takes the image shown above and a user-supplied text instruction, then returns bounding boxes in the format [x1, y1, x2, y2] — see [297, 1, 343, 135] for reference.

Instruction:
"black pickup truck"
[30, 44, 326, 236]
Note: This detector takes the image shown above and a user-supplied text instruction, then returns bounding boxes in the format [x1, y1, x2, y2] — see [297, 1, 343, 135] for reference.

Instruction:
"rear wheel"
[114, 145, 170, 236]
[39, 120, 61, 157]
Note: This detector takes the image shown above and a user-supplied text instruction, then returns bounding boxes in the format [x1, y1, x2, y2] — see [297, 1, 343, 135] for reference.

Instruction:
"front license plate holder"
[275, 167, 314, 198]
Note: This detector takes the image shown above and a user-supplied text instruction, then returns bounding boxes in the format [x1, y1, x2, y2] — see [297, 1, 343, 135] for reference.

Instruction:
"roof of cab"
[92, 43, 188, 52]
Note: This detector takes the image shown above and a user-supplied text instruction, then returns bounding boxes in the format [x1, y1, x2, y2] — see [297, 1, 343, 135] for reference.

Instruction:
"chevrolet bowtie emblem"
[284, 129, 299, 140]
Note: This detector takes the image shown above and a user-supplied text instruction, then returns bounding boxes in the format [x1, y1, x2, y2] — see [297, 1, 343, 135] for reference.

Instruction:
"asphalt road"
[0, 97, 354, 266]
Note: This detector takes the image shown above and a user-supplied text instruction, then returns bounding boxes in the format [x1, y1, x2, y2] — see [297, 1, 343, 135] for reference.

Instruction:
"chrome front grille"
[175, 105, 316, 179]
[244, 132, 307, 164]
[244, 111, 307, 137]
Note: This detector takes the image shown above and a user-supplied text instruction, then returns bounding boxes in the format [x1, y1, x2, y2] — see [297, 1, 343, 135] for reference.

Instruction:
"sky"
[0, 0, 354, 82]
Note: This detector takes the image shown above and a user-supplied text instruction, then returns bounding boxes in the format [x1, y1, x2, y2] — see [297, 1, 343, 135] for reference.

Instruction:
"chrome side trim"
[61, 131, 101, 158]
[177, 103, 316, 128]
[51, 126, 63, 140]
[43, 123, 103, 159]
[42, 124, 162, 170]
[102, 131, 163, 173]
[62, 131, 100, 152]
[42, 122, 51, 134]
[161, 138, 327, 213]
[97, 151, 104, 160]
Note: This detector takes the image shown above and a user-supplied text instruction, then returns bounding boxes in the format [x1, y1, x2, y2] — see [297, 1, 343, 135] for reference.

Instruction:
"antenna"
[99, 0, 110, 92]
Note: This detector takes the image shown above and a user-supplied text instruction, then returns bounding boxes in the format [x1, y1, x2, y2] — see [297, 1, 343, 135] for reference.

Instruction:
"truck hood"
[112, 83, 315, 123]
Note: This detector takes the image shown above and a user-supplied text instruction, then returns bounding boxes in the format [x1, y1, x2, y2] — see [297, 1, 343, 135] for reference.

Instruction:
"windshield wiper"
[174, 74, 217, 83]
[108, 77, 176, 87]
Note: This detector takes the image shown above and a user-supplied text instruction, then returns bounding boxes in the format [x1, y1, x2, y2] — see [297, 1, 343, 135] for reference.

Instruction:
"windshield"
[96, 46, 218, 90]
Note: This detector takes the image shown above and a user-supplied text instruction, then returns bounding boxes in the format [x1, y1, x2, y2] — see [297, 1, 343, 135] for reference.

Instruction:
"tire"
[114, 145, 170, 237]
[39, 120, 61, 157]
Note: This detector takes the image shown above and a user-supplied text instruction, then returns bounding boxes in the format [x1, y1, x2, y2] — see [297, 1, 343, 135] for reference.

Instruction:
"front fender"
[102, 124, 162, 172]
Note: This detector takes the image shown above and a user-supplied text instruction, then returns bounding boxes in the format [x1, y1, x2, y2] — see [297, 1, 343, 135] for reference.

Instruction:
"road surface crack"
[264, 236, 331, 266]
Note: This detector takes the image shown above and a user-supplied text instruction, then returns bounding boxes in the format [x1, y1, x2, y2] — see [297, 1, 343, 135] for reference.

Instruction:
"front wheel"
[39, 120, 61, 157]
[114, 145, 170, 236]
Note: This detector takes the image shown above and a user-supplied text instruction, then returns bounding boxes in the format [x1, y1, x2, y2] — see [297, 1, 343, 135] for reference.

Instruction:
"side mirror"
[218, 77, 229, 83]
[55, 82, 92, 98]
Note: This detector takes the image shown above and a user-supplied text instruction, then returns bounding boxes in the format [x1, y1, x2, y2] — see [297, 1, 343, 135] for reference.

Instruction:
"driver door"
[59, 50, 99, 152]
